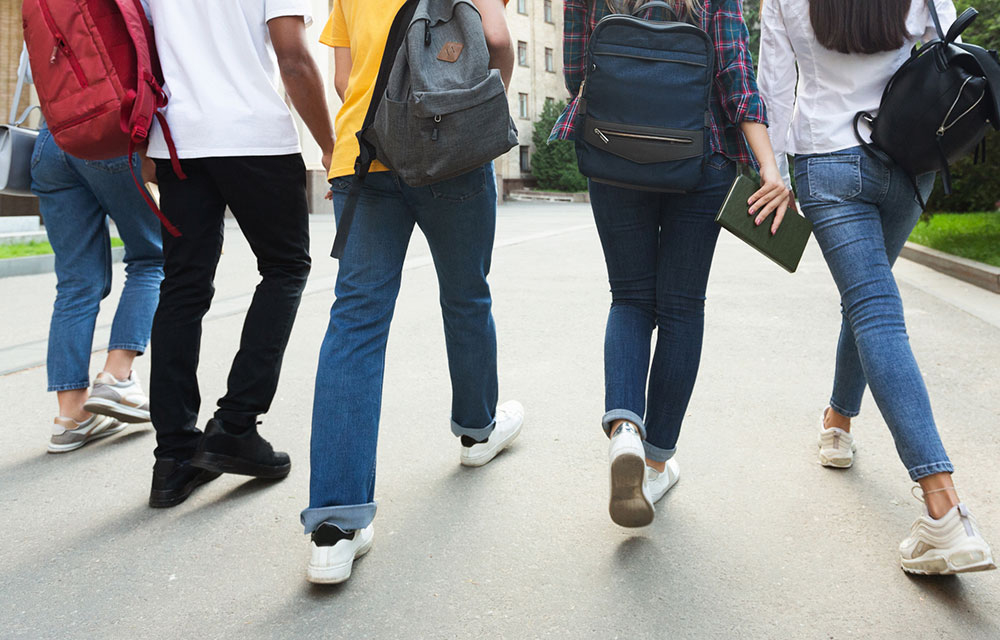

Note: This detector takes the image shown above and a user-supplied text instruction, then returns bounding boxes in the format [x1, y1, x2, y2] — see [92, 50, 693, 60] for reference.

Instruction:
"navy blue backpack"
[575, 0, 713, 192]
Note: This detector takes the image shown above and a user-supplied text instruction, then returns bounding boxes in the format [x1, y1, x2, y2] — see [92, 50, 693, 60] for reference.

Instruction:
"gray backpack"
[331, 0, 518, 259]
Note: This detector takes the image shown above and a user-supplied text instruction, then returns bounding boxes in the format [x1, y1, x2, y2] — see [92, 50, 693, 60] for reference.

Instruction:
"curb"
[900, 242, 1000, 294]
[0, 247, 126, 279]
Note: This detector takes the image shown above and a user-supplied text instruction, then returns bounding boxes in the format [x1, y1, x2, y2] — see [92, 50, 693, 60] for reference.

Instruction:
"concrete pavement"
[1, 202, 998, 639]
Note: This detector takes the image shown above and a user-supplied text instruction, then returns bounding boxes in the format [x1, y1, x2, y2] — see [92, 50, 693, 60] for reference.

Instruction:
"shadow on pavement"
[176, 476, 287, 518]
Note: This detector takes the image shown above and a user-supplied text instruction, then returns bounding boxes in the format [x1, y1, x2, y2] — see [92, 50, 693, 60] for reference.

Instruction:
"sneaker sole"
[83, 397, 150, 423]
[819, 453, 854, 468]
[901, 547, 997, 575]
[148, 470, 223, 508]
[460, 421, 523, 467]
[190, 451, 291, 479]
[47, 422, 127, 454]
[307, 535, 374, 585]
[609, 452, 654, 528]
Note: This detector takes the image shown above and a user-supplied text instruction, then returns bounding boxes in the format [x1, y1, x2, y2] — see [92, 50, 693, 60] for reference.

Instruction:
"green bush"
[531, 99, 588, 192]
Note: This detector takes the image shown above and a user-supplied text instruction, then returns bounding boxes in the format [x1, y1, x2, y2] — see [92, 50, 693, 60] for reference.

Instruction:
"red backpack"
[22, 0, 183, 236]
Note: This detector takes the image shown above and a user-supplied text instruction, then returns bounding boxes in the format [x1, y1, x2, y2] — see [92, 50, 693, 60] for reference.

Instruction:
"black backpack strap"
[853, 111, 930, 209]
[331, 0, 420, 260]
[926, 0, 946, 41]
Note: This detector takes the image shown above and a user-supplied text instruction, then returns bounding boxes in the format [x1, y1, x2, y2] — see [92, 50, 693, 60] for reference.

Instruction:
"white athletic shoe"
[460, 400, 524, 467]
[818, 420, 855, 468]
[48, 414, 126, 453]
[307, 525, 375, 585]
[900, 503, 996, 575]
[608, 422, 653, 527]
[646, 458, 680, 504]
[84, 371, 151, 423]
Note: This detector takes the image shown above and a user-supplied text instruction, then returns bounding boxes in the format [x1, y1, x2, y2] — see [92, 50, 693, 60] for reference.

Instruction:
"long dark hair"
[810, 0, 911, 55]
[600, 0, 701, 18]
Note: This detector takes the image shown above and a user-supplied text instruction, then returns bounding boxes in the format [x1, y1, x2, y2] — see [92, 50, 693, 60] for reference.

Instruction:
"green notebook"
[715, 174, 813, 273]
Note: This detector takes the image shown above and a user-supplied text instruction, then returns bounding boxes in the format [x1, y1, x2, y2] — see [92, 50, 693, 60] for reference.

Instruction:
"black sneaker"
[149, 458, 221, 508]
[190, 419, 291, 479]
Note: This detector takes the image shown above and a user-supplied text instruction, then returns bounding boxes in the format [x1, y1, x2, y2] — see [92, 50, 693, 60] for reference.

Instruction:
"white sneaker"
[646, 458, 680, 504]
[307, 525, 375, 584]
[48, 414, 126, 453]
[900, 503, 996, 575]
[818, 421, 855, 468]
[608, 422, 653, 527]
[460, 400, 524, 467]
[84, 371, 151, 423]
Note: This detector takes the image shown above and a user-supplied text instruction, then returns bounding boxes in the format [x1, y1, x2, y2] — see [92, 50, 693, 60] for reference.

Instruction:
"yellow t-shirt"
[321, 0, 507, 180]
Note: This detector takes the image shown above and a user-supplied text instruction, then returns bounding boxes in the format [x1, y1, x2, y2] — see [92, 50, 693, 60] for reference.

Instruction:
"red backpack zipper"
[37, 0, 88, 88]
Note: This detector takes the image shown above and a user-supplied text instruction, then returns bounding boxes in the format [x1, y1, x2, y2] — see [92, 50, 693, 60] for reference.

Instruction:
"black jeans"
[150, 155, 311, 461]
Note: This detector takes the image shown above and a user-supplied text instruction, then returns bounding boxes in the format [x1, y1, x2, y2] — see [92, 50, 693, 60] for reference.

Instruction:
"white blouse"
[758, 0, 958, 179]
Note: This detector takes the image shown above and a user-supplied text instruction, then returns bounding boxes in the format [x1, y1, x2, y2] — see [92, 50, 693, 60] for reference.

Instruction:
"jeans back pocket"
[806, 155, 863, 204]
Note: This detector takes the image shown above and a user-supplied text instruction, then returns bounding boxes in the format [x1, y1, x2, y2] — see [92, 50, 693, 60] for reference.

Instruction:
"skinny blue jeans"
[31, 128, 163, 392]
[589, 154, 735, 463]
[795, 147, 953, 481]
[302, 165, 499, 534]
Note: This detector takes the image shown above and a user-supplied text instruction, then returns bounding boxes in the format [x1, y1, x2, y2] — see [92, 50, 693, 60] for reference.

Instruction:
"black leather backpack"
[854, 0, 1000, 206]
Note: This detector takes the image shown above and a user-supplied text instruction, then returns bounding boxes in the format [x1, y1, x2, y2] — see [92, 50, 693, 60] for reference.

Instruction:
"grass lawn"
[0, 237, 124, 260]
[909, 212, 1000, 268]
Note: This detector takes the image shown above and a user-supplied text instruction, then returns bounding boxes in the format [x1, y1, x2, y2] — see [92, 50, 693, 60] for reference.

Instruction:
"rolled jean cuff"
[451, 418, 495, 442]
[107, 342, 147, 355]
[300, 502, 377, 534]
[48, 380, 90, 393]
[643, 441, 676, 463]
[829, 398, 860, 419]
[602, 409, 646, 439]
[907, 461, 954, 482]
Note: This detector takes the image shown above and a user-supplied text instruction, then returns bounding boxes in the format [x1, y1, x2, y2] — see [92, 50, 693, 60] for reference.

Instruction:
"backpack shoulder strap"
[331, 0, 421, 260]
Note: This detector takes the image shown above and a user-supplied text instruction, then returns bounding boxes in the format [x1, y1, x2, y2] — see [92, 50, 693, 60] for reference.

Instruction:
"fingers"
[771, 201, 787, 235]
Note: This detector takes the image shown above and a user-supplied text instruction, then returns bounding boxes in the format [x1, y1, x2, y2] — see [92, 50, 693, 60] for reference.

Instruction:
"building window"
[518, 41, 529, 67]
[519, 93, 529, 119]
[518, 0, 528, 14]
[544, 0, 554, 23]
[520, 146, 531, 173]
[545, 96, 555, 109]
[545, 48, 555, 73]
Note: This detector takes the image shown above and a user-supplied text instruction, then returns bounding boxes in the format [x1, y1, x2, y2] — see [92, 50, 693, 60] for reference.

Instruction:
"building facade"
[499, 0, 567, 194]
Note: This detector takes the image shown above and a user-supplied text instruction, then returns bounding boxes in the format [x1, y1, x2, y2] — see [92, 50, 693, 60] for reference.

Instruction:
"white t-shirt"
[144, 0, 312, 159]
[758, 0, 957, 178]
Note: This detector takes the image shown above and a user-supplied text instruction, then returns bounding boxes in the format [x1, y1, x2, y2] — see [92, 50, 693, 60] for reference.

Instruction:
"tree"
[531, 99, 588, 192]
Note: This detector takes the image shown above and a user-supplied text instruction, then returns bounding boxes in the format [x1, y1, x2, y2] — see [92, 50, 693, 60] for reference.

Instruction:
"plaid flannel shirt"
[549, 0, 768, 166]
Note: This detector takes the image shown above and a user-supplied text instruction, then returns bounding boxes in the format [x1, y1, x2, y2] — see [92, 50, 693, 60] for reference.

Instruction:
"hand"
[321, 151, 332, 174]
[141, 155, 157, 186]
[748, 163, 792, 235]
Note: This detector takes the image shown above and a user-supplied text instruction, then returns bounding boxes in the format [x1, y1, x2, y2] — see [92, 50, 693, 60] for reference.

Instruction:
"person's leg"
[405, 164, 498, 441]
[32, 130, 109, 418]
[66, 153, 164, 423]
[302, 172, 414, 534]
[589, 181, 660, 441]
[150, 158, 226, 461]
[797, 151, 953, 500]
[644, 154, 731, 468]
[198, 155, 311, 431]
[72, 153, 164, 379]
[822, 168, 936, 432]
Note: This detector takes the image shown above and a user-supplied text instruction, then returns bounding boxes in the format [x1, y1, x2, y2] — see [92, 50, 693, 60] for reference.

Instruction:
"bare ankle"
[646, 458, 665, 473]
[823, 407, 852, 432]
[919, 473, 960, 519]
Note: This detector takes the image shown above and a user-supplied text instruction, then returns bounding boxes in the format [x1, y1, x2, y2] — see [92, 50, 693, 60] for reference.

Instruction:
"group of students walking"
[28, 0, 994, 585]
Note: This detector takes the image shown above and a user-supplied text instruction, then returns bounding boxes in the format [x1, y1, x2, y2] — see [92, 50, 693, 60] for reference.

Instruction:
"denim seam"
[907, 461, 954, 482]
[451, 418, 496, 441]
[48, 381, 90, 392]
[643, 440, 676, 463]
[107, 342, 147, 354]
[828, 399, 860, 419]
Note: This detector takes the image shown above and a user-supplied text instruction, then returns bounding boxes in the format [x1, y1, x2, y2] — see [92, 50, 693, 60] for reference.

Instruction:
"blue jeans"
[589, 154, 735, 462]
[302, 165, 499, 533]
[31, 128, 163, 392]
[795, 147, 952, 481]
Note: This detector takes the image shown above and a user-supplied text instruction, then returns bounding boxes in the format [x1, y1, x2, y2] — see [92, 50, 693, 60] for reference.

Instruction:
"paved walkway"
[1, 203, 998, 639]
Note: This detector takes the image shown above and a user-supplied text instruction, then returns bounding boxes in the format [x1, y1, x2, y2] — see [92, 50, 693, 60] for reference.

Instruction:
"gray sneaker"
[84, 371, 150, 423]
[48, 415, 126, 453]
